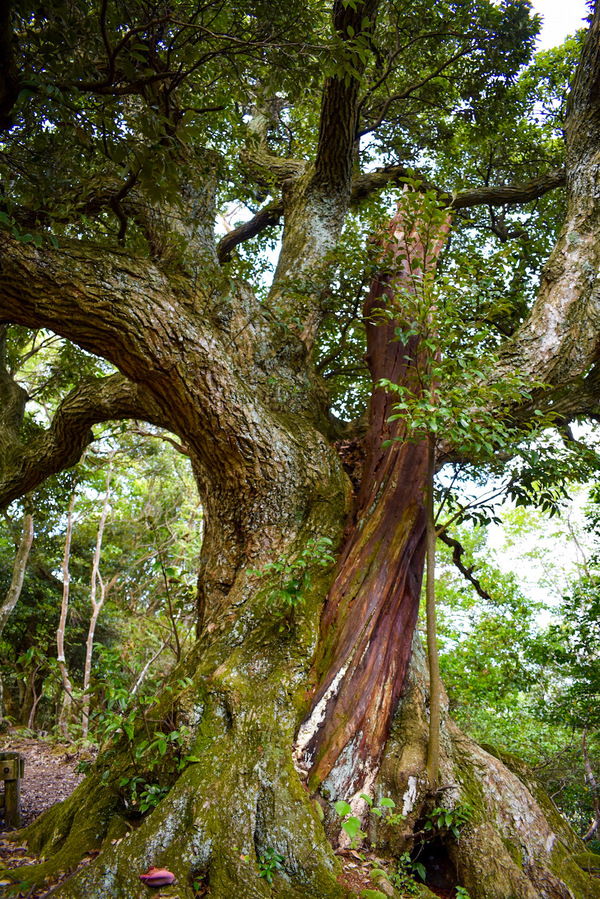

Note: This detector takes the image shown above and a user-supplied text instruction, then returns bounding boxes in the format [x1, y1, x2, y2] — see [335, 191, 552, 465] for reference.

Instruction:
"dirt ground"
[0, 734, 92, 897]
[0, 733, 90, 830]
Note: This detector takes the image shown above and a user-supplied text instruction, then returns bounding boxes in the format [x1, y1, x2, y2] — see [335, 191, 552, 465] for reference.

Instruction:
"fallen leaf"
[140, 866, 176, 886]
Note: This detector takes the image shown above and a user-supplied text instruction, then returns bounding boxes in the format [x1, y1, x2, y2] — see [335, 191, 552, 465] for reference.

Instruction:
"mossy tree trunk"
[0, 207, 596, 899]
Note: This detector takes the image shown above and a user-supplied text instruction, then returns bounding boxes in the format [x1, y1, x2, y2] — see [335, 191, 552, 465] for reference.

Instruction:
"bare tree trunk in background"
[0, 497, 34, 722]
[81, 453, 116, 739]
[57, 487, 78, 739]
[26, 657, 43, 731]
[0, 499, 33, 636]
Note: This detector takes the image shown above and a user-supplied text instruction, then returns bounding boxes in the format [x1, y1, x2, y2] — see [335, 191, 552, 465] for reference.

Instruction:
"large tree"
[1, 1, 600, 897]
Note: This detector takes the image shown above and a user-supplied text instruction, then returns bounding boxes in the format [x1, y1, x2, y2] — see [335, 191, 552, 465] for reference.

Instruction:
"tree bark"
[496, 3, 600, 396]
[425, 434, 441, 790]
[0, 167, 597, 899]
[295, 203, 448, 802]
[582, 727, 600, 843]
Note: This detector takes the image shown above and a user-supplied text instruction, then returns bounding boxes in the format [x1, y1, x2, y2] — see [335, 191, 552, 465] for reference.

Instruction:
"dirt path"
[0, 734, 87, 830]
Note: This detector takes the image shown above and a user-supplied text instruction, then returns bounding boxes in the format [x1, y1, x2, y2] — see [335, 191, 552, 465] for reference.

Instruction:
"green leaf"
[414, 862, 427, 881]
[334, 800, 352, 817]
[341, 816, 361, 839]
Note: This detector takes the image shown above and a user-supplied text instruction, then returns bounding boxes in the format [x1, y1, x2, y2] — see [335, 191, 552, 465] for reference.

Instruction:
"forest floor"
[0, 733, 87, 828]
[0, 733, 92, 898]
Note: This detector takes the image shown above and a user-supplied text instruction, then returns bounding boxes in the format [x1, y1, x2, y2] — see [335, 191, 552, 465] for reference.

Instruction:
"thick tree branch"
[217, 201, 284, 262]
[265, 0, 381, 331]
[450, 169, 566, 210]
[313, 0, 379, 194]
[240, 103, 308, 192]
[0, 325, 28, 458]
[217, 168, 566, 261]
[0, 236, 329, 577]
[0, 373, 165, 510]
[496, 3, 600, 392]
[351, 165, 566, 208]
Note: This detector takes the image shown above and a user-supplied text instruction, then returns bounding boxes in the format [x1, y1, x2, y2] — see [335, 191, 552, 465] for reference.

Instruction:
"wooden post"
[0, 751, 23, 828]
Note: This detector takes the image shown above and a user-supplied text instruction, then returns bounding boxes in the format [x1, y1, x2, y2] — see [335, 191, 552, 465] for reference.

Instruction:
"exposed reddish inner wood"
[300, 208, 449, 795]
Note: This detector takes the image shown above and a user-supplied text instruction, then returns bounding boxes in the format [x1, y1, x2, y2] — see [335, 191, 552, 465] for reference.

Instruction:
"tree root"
[5, 641, 599, 899]
[375, 637, 600, 899]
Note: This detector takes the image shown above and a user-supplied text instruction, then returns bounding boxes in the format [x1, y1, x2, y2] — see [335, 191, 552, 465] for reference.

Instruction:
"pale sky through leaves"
[533, 0, 589, 49]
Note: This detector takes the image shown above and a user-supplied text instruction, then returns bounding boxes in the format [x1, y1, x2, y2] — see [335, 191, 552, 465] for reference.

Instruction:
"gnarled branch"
[438, 531, 492, 602]
[351, 165, 566, 208]
[217, 201, 284, 262]
[0, 373, 165, 510]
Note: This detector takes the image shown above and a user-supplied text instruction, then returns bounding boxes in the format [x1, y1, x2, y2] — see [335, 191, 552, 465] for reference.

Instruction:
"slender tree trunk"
[0, 498, 34, 722]
[57, 487, 77, 739]
[0, 498, 34, 636]
[425, 433, 441, 789]
[81, 454, 115, 738]
[131, 640, 168, 697]
[27, 662, 42, 731]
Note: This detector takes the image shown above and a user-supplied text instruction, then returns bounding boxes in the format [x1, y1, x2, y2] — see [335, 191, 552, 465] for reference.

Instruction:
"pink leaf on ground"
[140, 866, 176, 886]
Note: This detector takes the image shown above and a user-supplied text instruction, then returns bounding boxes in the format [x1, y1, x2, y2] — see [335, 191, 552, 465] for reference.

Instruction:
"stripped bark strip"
[296, 202, 450, 797]
[425, 433, 441, 788]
